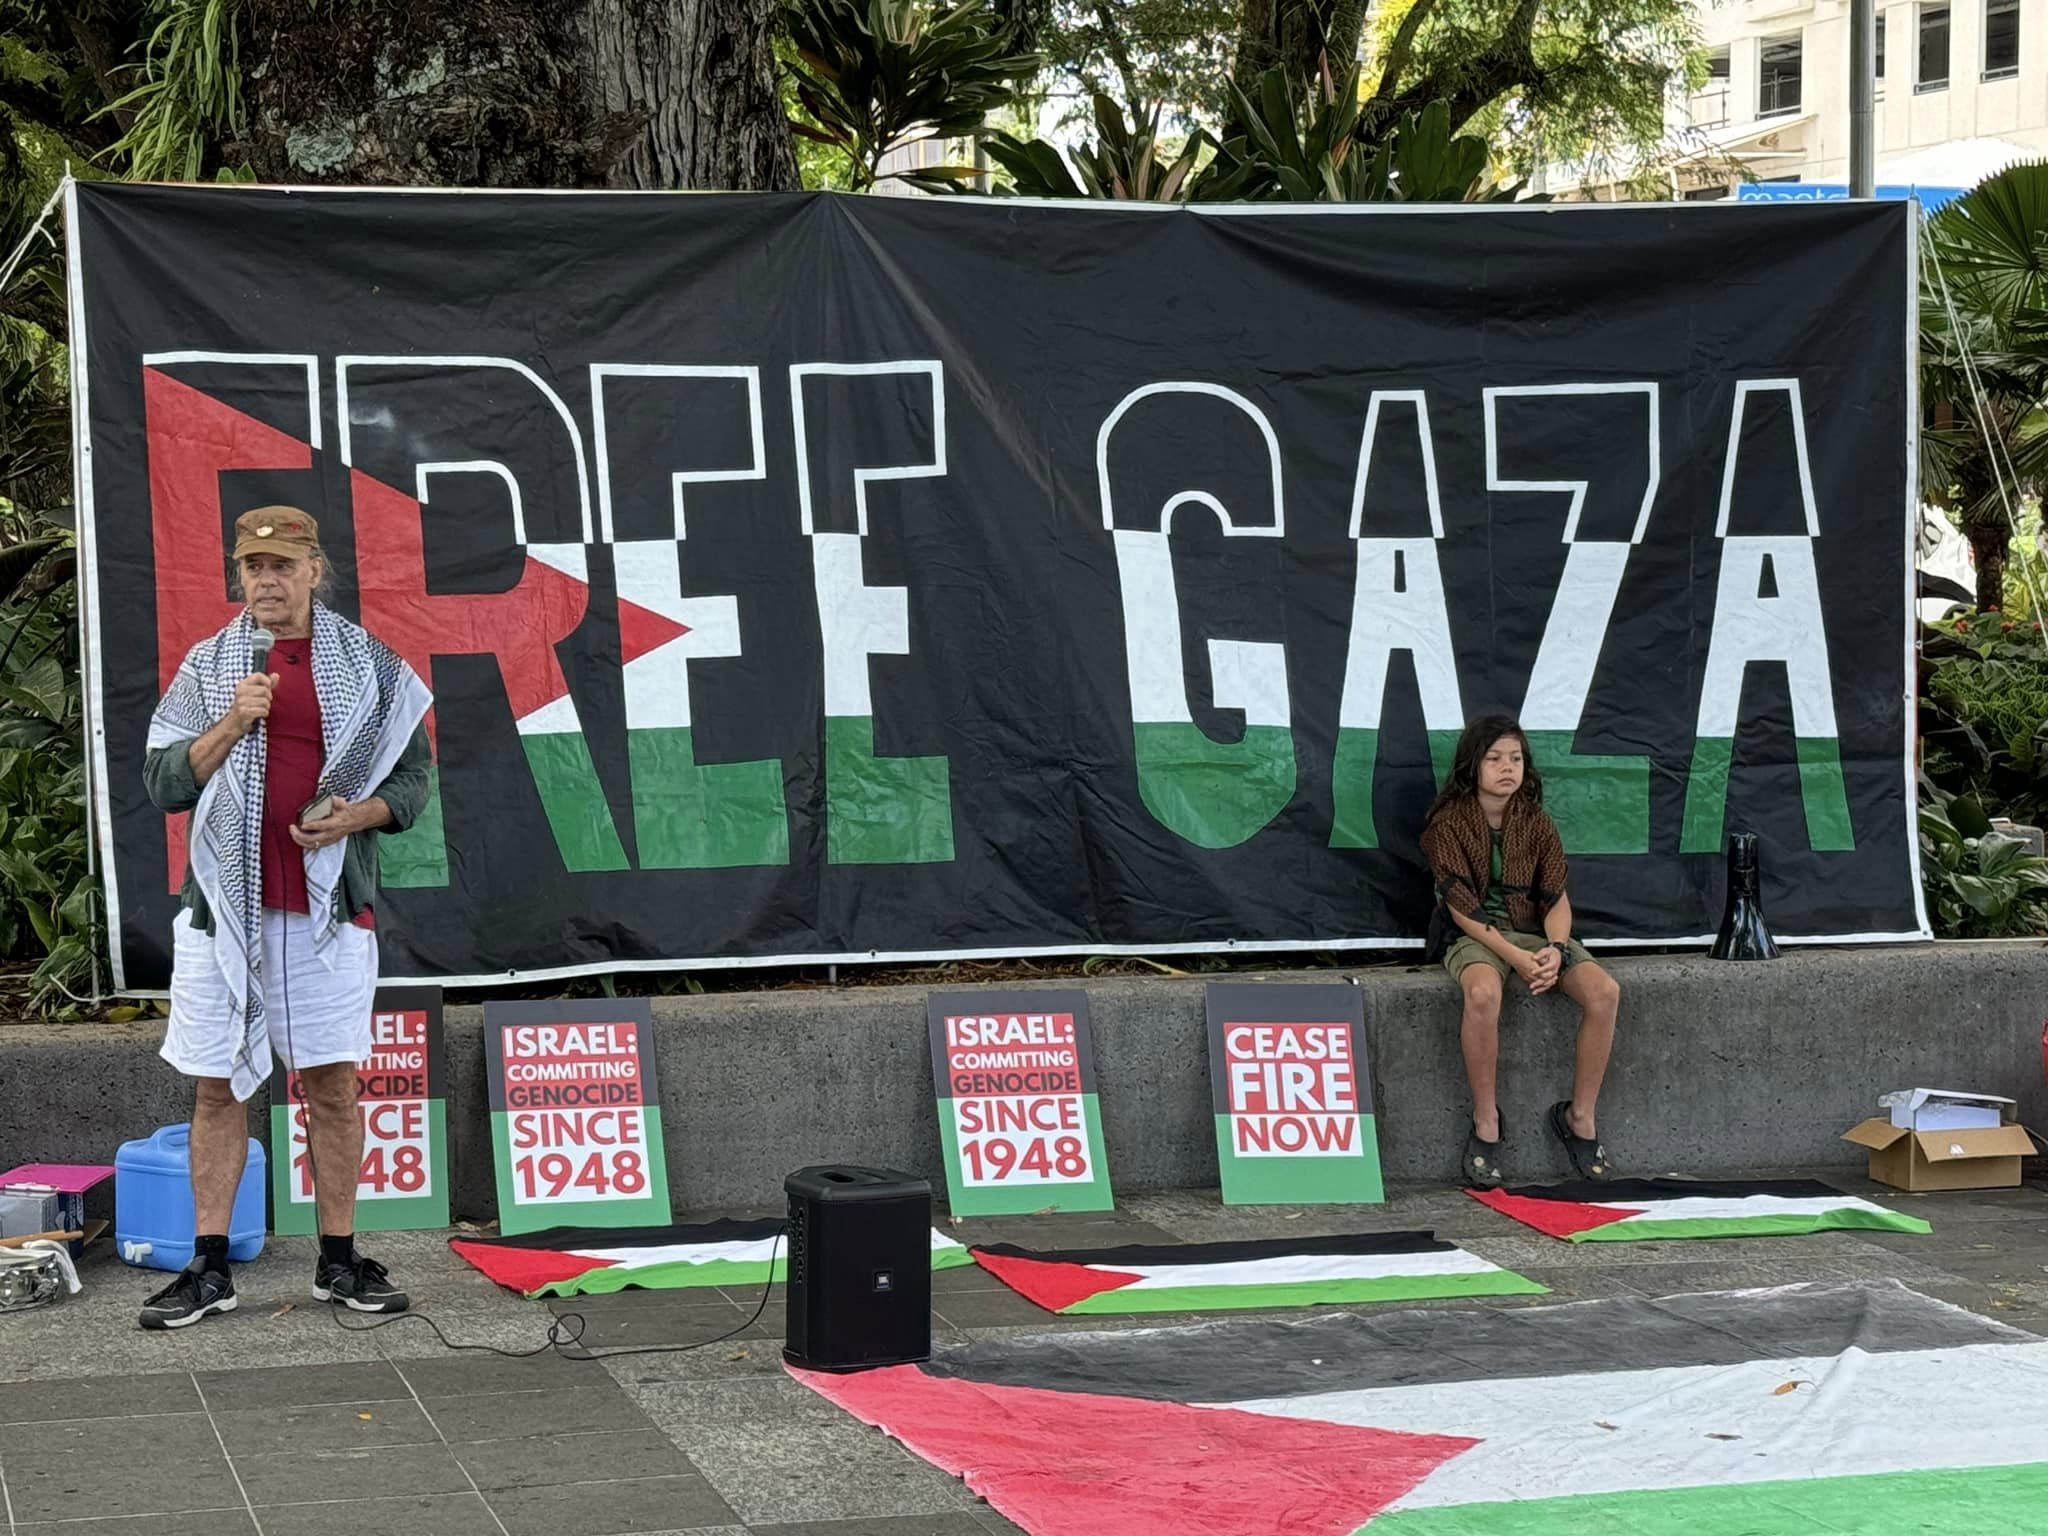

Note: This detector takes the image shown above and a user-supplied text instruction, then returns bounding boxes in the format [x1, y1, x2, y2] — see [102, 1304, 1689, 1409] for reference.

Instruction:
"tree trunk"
[1967, 520, 2009, 612]
[580, 0, 799, 190]
[240, 0, 796, 190]
[1228, 0, 1366, 97]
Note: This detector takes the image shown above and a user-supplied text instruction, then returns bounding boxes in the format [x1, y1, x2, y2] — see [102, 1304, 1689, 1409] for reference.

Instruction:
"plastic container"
[114, 1125, 267, 1272]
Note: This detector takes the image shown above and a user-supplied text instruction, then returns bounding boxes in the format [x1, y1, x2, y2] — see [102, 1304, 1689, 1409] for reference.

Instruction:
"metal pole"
[1849, 0, 1876, 196]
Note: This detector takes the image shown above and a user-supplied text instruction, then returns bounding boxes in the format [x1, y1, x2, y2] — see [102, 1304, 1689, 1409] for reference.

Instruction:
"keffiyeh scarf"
[148, 605, 432, 1101]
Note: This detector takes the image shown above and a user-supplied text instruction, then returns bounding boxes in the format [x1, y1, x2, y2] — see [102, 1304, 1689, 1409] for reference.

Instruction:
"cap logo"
[256, 524, 274, 537]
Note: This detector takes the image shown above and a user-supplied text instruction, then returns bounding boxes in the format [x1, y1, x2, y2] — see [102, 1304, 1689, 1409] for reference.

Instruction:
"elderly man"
[140, 506, 433, 1329]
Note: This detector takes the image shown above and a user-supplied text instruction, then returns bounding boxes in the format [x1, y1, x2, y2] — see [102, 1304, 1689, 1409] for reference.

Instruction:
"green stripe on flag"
[1567, 1210, 1932, 1243]
[1797, 734, 1855, 850]
[1362, 1462, 2048, 1535]
[628, 725, 788, 868]
[1523, 731, 1649, 855]
[1329, 729, 1459, 850]
[825, 714, 953, 864]
[538, 1240, 972, 1298]
[381, 763, 449, 887]
[1134, 721, 1294, 850]
[1062, 1268, 1546, 1314]
[520, 730, 630, 870]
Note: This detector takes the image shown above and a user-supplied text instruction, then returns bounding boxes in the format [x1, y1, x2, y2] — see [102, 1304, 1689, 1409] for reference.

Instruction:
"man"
[140, 506, 433, 1329]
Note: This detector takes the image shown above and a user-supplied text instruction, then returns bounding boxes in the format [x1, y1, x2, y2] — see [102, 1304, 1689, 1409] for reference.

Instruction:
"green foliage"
[1035, 0, 1238, 131]
[781, 0, 1040, 190]
[991, 65, 1513, 204]
[101, 0, 249, 182]
[1919, 783, 2048, 938]
[1921, 610, 2048, 828]
[0, 506, 94, 1014]
[1920, 163, 2048, 607]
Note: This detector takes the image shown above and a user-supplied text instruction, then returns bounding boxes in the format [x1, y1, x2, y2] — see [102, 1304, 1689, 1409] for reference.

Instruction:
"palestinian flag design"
[452, 1219, 972, 1298]
[971, 1231, 1545, 1315]
[1470, 1177, 1933, 1243]
[795, 1280, 2048, 1535]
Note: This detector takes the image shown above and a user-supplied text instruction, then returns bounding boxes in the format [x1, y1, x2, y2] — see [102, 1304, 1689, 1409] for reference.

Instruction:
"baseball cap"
[231, 505, 320, 561]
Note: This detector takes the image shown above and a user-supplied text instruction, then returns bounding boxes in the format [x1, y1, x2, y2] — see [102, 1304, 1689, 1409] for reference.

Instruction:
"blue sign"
[1736, 182, 1967, 212]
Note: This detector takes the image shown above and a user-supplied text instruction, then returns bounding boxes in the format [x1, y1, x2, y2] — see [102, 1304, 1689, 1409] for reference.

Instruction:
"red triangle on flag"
[970, 1247, 1145, 1313]
[794, 1362, 1477, 1536]
[450, 1238, 617, 1297]
[1467, 1187, 1644, 1239]
[618, 598, 691, 666]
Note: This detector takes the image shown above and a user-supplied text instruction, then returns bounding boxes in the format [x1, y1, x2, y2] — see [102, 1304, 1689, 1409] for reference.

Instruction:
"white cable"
[0, 175, 67, 300]
[1923, 216, 2048, 649]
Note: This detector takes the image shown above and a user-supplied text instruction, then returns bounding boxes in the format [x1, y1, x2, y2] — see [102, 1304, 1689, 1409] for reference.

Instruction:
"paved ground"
[3, 1168, 2045, 1536]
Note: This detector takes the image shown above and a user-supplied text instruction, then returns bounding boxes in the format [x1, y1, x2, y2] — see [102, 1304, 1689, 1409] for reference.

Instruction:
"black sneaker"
[139, 1259, 238, 1330]
[313, 1250, 410, 1313]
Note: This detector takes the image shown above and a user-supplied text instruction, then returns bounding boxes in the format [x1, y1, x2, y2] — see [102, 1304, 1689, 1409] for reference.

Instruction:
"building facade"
[1679, 0, 2047, 193]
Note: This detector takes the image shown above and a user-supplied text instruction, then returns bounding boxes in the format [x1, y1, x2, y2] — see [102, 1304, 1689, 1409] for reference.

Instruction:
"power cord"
[282, 899, 786, 1361]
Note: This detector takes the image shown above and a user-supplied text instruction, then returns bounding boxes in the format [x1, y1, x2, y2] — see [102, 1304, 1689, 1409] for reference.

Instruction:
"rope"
[0, 175, 67, 301]
[1922, 214, 2048, 650]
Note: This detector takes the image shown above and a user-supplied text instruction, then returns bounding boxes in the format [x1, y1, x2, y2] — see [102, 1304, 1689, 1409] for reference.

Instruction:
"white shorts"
[162, 907, 379, 1080]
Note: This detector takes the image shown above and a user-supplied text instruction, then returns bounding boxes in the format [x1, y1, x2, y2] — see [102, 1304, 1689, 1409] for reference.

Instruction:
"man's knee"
[193, 1077, 239, 1114]
[300, 1064, 359, 1116]
[1461, 968, 1503, 1019]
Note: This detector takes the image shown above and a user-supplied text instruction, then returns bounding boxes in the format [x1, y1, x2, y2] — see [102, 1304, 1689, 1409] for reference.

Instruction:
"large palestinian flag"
[971, 1232, 1544, 1314]
[1470, 1177, 1932, 1242]
[452, 1219, 972, 1298]
[796, 1280, 2048, 1535]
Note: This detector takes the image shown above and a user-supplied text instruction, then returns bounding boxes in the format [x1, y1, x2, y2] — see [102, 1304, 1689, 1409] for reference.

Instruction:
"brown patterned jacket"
[1420, 793, 1568, 954]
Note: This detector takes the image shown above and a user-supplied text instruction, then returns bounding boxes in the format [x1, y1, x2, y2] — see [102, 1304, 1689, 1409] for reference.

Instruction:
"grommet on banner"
[1711, 831, 1781, 961]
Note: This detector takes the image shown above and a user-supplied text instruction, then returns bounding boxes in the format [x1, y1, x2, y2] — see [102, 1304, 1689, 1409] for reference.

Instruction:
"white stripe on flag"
[1095, 1248, 1504, 1291]
[1218, 1341, 2048, 1507]
[571, 1229, 965, 1269]
[1600, 1195, 1901, 1224]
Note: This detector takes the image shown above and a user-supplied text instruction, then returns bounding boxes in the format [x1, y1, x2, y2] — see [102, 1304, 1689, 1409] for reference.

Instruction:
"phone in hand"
[299, 794, 337, 826]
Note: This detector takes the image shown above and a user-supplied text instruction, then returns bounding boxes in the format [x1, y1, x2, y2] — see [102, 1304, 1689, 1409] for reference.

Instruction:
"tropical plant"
[1920, 163, 2048, 613]
[781, 0, 1041, 190]
[1919, 783, 2048, 938]
[1920, 610, 2048, 827]
[0, 507, 94, 1013]
[989, 64, 1516, 204]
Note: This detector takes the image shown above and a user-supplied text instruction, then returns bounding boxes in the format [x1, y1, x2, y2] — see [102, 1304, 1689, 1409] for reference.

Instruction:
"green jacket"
[143, 724, 433, 936]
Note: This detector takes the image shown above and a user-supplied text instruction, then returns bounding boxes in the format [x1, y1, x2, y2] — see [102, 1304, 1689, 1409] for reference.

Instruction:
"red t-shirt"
[260, 638, 373, 928]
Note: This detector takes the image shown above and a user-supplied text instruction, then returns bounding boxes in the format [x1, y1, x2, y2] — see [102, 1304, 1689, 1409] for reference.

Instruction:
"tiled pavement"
[2, 1169, 2044, 1535]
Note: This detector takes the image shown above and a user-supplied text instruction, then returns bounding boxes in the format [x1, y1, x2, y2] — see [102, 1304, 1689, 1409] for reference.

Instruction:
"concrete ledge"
[5, 943, 2044, 1215]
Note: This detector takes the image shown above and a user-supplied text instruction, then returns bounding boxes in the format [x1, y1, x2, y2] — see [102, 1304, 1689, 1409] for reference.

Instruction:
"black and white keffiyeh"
[147, 605, 432, 1101]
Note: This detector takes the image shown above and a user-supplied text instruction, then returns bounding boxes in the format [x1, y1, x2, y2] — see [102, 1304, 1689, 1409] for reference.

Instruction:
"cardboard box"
[1844, 1107, 2037, 1192]
[1880, 1088, 2012, 1133]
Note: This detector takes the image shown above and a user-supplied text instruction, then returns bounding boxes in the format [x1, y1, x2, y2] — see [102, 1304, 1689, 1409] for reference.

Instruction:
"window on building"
[1876, 13, 1887, 83]
[1919, 4, 1951, 90]
[1694, 45, 1732, 127]
[1985, 0, 2020, 78]
[1759, 32, 1803, 116]
[1706, 45, 1730, 82]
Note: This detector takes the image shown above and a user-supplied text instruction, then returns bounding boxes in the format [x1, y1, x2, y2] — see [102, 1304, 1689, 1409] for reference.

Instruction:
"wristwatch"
[1545, 941, 1576, 971]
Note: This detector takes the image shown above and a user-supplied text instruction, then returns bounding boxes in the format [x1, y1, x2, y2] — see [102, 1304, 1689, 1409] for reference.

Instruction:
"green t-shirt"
[1480, 826, 1511, 926]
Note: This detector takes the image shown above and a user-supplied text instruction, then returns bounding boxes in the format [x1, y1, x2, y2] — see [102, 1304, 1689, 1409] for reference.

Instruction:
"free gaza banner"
[483, 999, 672, 1234]
[70, 186, 1926, 989]
[928, 990, 1113, 1216]
[268, 987, 448, 1233]
[1207, 982, 1382, 1204]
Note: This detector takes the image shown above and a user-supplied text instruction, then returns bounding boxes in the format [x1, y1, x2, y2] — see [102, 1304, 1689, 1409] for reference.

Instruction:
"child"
[1419, 715, 1621, 1188]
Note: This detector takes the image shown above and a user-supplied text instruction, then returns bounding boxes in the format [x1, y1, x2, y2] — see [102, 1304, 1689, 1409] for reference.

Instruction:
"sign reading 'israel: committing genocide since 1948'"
[928, 990, 1114, 1217]
[71, 187, 1926, 989]
[483, 999, 672, 1235]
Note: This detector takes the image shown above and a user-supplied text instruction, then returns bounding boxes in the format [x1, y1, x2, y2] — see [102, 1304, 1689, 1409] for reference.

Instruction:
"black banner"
[69, 185, 1925, 988]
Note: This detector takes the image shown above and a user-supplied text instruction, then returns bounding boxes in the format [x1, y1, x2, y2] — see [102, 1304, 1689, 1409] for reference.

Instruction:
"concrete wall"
[5, 943, 2043, 1217]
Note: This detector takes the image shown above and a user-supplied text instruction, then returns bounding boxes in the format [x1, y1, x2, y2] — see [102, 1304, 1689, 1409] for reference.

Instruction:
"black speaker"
[782, 1165, 934, 1371]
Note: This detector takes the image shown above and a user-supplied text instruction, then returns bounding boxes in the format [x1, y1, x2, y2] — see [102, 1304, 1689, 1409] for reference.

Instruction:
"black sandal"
[1462, 1111, 1506, 1189]
[1549, 1100, 1612, 1180]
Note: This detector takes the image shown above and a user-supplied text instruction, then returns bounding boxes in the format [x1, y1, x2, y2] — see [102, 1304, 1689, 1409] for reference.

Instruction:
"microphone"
[250, 627, 277, 676]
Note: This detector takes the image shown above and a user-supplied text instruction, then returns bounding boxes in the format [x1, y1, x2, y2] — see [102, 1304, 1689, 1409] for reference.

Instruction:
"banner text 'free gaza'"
[75, 189, 1919, 981]
[141, 360, 1854, 872]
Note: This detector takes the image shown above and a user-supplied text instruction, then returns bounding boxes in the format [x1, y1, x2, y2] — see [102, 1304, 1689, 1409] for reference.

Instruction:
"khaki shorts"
[1444, 927, 1595, 986]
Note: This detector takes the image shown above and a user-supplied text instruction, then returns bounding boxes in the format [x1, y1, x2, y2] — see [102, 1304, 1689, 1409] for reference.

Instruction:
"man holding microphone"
[139, 506, 433, 1329]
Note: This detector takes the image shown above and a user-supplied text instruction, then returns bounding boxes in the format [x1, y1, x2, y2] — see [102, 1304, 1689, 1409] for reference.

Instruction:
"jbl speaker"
[782, 1165, 933, 1371]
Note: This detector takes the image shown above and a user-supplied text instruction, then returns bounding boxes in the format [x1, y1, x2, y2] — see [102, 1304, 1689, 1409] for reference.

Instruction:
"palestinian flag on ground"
[795, 1280, 2048, 1535]
[1470, 1177, 1933, 1242]
[452, 1219, 972, 1298]
[971, 1231, 1545, 1314]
